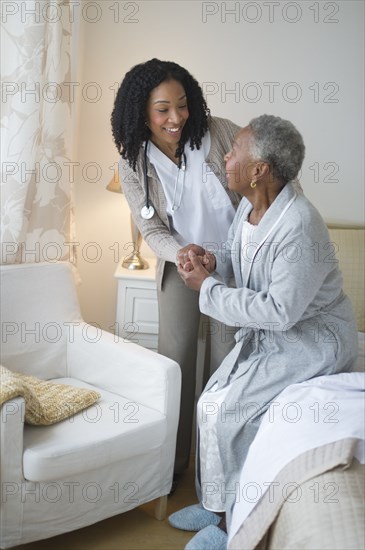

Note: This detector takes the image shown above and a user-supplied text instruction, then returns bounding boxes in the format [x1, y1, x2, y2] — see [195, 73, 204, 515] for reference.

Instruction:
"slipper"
[168, 503, 221, 531]
[185, 525, 228, 549]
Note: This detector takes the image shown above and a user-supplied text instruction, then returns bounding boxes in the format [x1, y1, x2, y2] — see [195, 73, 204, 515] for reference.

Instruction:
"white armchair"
[0, 262, 181, 549]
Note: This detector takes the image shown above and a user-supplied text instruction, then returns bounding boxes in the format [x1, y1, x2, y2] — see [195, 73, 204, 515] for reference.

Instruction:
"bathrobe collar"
[232, 181, 298, 288]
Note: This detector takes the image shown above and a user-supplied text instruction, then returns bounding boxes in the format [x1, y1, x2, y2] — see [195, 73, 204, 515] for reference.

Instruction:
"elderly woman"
[170, 114, 358, 550]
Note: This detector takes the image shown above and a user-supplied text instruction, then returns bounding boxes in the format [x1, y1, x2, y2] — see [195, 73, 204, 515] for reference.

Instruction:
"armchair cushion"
[23, 377, 167, 482]
[0, 366, 100, 425]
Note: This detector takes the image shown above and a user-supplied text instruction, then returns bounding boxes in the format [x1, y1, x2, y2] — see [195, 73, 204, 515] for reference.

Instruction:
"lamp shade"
[106, 174, 121, 193]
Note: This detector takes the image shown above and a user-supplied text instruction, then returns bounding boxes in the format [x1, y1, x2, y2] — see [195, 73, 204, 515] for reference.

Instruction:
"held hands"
[176, 246, 216, 292]
[176, 244, 216, 273]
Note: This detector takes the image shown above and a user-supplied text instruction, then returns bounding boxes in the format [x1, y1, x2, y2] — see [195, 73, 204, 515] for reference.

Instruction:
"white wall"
[74, 0, 364, 329]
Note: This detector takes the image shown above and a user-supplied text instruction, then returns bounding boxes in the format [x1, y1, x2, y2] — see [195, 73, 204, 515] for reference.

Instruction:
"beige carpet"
[14, 458, 197, 550]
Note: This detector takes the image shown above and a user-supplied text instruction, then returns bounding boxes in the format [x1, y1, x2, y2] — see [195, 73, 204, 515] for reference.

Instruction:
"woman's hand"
[200, 251, 216, 273]
[177, 250, 211, 291]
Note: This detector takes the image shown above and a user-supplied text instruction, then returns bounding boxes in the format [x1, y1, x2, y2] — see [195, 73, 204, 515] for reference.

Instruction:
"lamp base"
[122, 252, 149, 270]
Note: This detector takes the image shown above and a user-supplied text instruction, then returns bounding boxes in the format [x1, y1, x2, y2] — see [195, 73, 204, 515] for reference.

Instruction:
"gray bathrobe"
[196, 181, 358, 524]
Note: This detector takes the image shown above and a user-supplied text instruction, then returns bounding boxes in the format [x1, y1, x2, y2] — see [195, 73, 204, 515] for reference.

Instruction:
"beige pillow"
[0, 366, 101, 425]
[328, 228, 365, 332]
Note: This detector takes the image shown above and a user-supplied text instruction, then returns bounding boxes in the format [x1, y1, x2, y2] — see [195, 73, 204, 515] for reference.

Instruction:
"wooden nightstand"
[114, 258, 158, 351]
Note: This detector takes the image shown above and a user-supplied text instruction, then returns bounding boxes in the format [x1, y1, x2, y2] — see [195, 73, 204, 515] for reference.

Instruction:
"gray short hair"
[248, 114, 305, 184]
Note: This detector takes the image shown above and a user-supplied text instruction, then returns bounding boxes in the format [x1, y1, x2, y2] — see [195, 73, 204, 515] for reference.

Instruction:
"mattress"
[229, 439, 364, 550]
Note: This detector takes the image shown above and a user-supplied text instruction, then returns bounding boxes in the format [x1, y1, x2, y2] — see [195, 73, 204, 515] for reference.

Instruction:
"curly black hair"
[111, 58, 210, 170]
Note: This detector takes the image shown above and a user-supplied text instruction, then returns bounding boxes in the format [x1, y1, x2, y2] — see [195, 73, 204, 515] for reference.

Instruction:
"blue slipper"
[185, 525, 228, 549]
[168, 503, 221, 531]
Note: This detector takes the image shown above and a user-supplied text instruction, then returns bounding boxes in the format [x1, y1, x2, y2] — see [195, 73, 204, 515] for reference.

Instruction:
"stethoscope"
[140, 140, 187, 219]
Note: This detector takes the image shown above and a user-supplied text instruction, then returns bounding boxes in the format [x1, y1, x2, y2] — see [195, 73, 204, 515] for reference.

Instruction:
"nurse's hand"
[177, 250, 210, 291]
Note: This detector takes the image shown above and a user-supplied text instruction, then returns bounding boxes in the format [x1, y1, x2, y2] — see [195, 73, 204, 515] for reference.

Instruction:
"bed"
[228, 226, 365, 550]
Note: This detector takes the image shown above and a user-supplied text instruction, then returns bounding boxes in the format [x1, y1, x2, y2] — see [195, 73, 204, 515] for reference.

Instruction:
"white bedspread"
[228, 369, 365, 545]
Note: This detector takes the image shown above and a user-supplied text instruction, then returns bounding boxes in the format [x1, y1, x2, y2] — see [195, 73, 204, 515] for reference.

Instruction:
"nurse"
[111, 58, 241, 482]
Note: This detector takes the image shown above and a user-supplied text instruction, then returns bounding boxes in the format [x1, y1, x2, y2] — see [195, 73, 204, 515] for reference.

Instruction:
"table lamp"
[106, 173, 149, 270]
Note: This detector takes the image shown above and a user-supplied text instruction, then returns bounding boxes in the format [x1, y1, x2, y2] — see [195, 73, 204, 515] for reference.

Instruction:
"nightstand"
[114, 258, 158, 351]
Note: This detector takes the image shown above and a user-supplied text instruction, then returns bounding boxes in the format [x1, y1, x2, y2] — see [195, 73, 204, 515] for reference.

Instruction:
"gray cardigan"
[119, 116, 241, 289]
[197, 181, 358, 525]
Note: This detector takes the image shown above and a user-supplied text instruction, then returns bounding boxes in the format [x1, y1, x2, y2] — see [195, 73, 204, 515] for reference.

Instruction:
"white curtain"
[1, 0, 79, 264]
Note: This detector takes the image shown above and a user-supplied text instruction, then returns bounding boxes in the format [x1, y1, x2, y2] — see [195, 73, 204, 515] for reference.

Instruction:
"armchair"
[0, 262, 181, 548]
